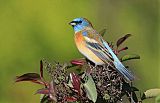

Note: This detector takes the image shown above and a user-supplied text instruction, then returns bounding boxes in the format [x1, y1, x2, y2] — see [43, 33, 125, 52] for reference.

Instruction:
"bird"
[69, 17, 135, 82]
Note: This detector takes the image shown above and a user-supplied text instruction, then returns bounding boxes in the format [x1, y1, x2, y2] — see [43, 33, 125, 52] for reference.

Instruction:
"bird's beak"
[69, 21, 76, 26]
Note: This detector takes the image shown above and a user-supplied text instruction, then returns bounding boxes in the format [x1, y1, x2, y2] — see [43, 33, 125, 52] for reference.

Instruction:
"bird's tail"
[113, 60, 135, 81]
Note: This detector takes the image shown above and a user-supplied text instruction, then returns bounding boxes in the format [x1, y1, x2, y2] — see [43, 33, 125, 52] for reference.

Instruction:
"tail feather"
[114, 61, 135, 81]
[102, 39, 135, 81]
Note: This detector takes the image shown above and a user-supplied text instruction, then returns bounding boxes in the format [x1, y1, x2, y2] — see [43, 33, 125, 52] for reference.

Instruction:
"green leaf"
[121, 54, 140, 62]
[156, 95, 160, 103]
[141, 89, 160, 100]
[83, 74, 97, 103]
[67, 78, 73, 88]
[99, 29, 106, 37]
[131, 86, 139, 91]
[40, 94, 50, 103]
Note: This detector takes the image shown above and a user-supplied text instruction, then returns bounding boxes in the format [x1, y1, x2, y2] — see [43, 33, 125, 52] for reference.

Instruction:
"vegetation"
[15, 34, 160, 103]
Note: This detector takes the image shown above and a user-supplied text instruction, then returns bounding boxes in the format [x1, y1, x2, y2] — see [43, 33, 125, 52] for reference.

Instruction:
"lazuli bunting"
[69, 17, 134, 81]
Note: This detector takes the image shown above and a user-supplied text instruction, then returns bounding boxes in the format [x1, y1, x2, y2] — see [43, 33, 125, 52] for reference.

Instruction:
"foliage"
[15, 33, 158, 103]
[141, 89, 160, 102]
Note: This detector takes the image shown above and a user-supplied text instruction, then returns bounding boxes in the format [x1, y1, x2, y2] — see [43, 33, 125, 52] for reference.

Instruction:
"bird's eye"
[78, 20, 82, 24]
[74, 20, 82, 24]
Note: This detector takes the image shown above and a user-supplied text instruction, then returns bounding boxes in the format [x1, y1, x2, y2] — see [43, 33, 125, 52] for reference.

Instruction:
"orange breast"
[74, 32, 104, 65]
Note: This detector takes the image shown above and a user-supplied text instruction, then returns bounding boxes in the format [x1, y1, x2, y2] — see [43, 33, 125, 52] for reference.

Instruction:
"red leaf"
[49, 81, 55, 95]
[118, 47, 128, 53]
[36, 81, 57, 101]
[64, 96, 77, 102]
[30, 80, 45, 85]
[70, 73, 81, 95]
[40, 60, 43, 78]
[15, 73, 44, 85]
[70, 59, 85, 66]
[49, 81, 57, 101]
[116, 34, 132, 47]
[15, 73, 40, 81]
[36, 88, 49, 94]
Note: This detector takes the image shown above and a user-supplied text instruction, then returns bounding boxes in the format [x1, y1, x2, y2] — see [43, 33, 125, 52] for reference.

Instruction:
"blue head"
[69, 18, 93, 32]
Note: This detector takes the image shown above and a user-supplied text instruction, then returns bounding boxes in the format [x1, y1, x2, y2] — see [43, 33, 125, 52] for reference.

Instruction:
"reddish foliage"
[70, 59, 85, 66]
[36, 88, 50, 94]
[40, 60, 43, 78]
[116, 34, 131, 47]
[64, 96, 77, 102]
[70, 73, 81, 95]
[15, 73, 45, 85]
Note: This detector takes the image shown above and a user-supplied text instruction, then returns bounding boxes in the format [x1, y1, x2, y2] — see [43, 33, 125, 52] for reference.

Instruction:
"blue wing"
[83, 31, 135, 81]
[86, 41, 114, 63]
[100, 38, 135, 81]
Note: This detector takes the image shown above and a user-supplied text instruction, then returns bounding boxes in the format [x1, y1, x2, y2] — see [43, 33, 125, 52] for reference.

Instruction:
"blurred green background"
[0, 0, 159, 103]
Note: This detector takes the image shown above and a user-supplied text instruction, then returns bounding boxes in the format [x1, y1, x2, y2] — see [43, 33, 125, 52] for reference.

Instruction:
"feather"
[83, 30, 135, 81]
